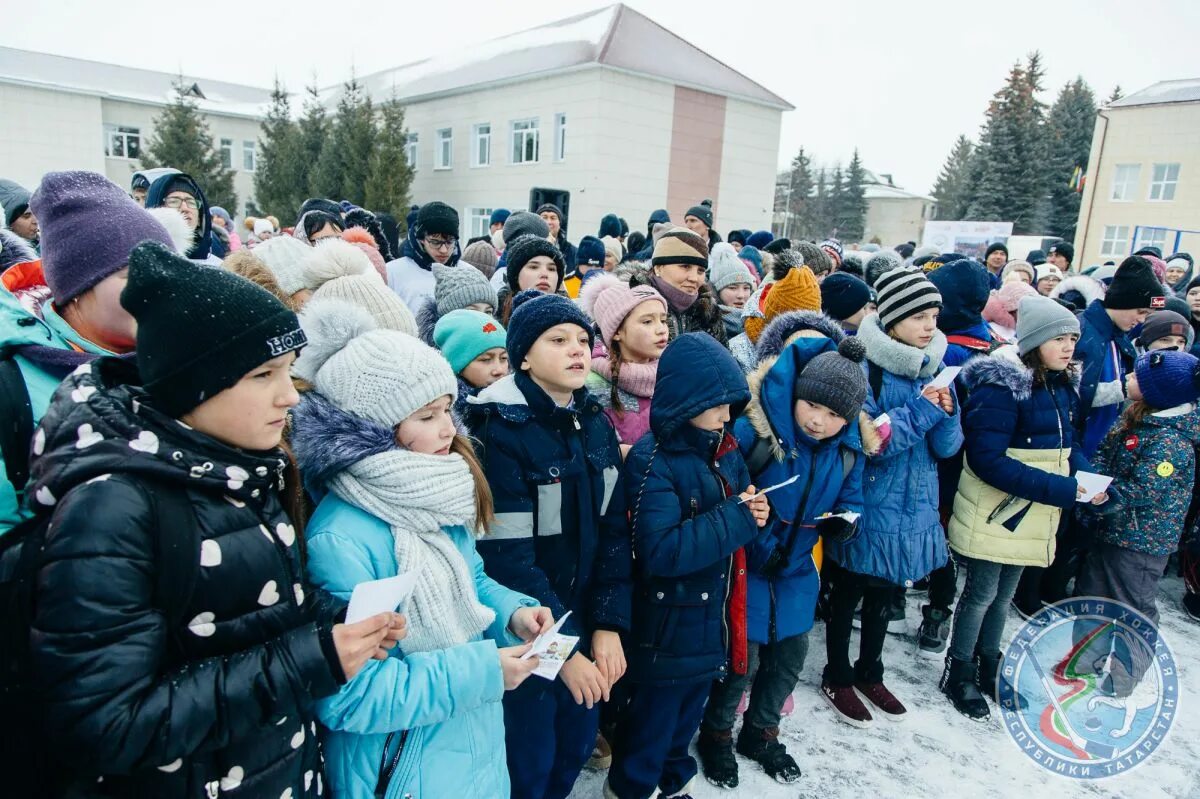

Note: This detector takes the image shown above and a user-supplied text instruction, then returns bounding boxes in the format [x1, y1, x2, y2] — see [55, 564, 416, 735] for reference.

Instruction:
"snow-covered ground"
[571, 575, 1200, 799]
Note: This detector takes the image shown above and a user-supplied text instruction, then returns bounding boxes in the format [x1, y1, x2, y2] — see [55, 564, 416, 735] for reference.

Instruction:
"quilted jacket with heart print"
[25, 357, 345, 798]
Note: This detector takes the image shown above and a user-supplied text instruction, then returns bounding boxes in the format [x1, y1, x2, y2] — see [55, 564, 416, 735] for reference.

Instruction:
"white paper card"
[522, 611, 579, 679]
[820, 511, 861, 524]
[1075, 471, 1113, 503]
[346, 572, 418, 624]
[738, 474, 800, 503]
[928, 366, 962, 390]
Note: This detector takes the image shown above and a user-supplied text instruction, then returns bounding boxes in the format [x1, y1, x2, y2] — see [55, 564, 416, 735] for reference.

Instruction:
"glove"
[815, 515, 858, 544]
[760, 546, 789, 578]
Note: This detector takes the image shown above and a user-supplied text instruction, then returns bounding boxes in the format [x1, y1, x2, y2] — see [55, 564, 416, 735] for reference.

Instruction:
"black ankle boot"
[977, 651, 1028, 710]
[940, 656, 990, 720]
[697, 726, 739, 789]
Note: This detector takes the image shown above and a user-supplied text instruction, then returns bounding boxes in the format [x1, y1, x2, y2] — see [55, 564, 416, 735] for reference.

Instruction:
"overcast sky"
[4, 0, 1197, 194]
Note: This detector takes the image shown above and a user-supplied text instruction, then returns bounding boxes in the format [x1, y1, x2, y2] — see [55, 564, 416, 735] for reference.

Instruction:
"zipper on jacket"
[768, 581, 777, 644]
[374, 730, 410, 799]
[721, 556, 733, 656]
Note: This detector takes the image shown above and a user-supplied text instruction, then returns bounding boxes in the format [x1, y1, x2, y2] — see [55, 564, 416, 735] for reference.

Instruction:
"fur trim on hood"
[754, 310, 845, 361]
[960, 343, 1079, 403]
[0, 228, 37, 272]
[857, 312, 947, 379]
[1052, 275, 1104, 307]
[291, 390, 397, 489]
[144, 207, 194, 256]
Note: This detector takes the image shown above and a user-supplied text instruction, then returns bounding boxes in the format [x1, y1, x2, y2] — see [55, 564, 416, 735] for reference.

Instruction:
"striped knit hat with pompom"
[874, 267, 943, 331]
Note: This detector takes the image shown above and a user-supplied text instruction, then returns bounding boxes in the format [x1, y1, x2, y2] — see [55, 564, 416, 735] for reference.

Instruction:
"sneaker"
[854, 681, 907, 720]
[586, 731, 612, 770]
[916, 605, 951, 659]
[820, 680, 873, 727]
[940, 657, 990, 721]
[735, 726, 802, 784]
[1183, 593, 1200, 622]
[911, 576, 931, 594]
[697, 727, 739, 789]
[887, 596, 907, 635]
[780, 693, 795, 716]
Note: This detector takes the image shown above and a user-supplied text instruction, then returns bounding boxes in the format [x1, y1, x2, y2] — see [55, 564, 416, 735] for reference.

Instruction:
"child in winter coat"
[942, 296, 1103, 721]
[728, 266, 822, 373]
[1135, 310, 1194, 354]
[467, 291, 632, 799]
[605, 333, 769, 799]
[700, 335, 871, 787]
[293, 302, 548, 799]
[580, 273, 669, 453]
[25, 243, 405, 797]
[498, 235, 567, 324]
[819, 272, 874, 334]
[1077, 349, 1200, 696]
[822, 267, 963, 725]
[708, 242, 758, 340]
[433, 308, 509, 419]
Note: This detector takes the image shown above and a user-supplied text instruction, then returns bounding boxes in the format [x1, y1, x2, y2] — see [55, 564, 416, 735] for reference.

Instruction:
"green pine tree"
[253, 78, 305, 223]
[140, 77, 238, 210]
[827, 165, 846, 238]
[841, 149, 869, 242]
[931, 135, 975, 220]
[1107, 85, 1123, 105]
[364, 96, 415, 218]
[812, 170, 830, 239]
[297, 83, 331, 202]
[311, 74, 374, 204]
[1046, 77, 1097, 241]
[784, 147, 815, 238]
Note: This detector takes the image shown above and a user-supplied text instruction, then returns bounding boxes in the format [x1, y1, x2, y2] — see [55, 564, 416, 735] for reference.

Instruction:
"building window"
[467, 207, 494, 239]
[435, 128, 453, 170]
[472, 123, 491, 167]
[1099, 225, 1129, 257]
[103, 125, 141, 159]
[1149, 163, 1180, 202]
[1134, 227, 1170, 254]
[220, 138, 234, 170]
[405, 133, 418, 169]
[1110, 164, 1140, 202]
[554, 113, 566, 162]
[242, 140, 256, 172]
[511, 118, 539, 165]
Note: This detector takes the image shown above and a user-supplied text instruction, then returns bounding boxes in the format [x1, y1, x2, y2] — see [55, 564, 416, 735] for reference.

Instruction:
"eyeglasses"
[164, 197, 200, 210]
[424, 237, 457, 251]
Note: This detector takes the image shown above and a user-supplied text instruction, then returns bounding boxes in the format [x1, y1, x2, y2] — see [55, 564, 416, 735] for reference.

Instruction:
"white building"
[1074, 78, 1200, 266]
[338, 4, 792, 240]
[862, 175, 935, 247]
[0, 46, 270, 215]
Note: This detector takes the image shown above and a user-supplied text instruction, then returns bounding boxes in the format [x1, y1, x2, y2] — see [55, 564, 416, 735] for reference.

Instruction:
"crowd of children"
[1, 169, 1198, 799]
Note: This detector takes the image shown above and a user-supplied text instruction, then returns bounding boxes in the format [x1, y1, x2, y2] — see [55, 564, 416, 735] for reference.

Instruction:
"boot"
[1183, 592, 1200, 622]
[940, 656, 990, 721]
[916, 605, 951, 659]
[696, 726, 739, 789]
[586, 730, 612, 770]
[735, 725, 802, 784]
[977, 651, 1028, 710]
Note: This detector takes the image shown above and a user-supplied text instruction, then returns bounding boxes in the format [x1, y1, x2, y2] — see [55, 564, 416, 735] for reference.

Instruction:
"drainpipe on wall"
[1077, 109, 1110, 263]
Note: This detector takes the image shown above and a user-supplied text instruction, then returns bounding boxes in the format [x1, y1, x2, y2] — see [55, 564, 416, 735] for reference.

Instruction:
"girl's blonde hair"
[452, 435, 495, 534]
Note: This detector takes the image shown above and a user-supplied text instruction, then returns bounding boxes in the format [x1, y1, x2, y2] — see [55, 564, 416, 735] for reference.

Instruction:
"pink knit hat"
[983, 280, 1038, 330]
[579, 272, 667, 346]
[998, 280, 1037, 312]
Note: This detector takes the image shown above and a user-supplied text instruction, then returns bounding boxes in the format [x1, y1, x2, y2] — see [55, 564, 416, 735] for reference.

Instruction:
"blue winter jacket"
[467, 371, 632, 648]
[825, 314, 963, 586]
[941, 320, 997, 367]
[306, 497, 536, 799]
[623, 333, 760, 685]
[959, 348, 1090, 508]
[1075, 300, 1137, 458]
[734, 336, 867, 643]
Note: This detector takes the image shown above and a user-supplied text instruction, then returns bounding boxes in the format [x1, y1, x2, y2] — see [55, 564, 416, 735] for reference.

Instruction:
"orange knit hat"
[745, 266, 820, 341]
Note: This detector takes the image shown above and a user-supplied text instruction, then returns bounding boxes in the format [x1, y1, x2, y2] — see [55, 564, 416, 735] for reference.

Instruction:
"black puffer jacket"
[27, 358, 344, 798]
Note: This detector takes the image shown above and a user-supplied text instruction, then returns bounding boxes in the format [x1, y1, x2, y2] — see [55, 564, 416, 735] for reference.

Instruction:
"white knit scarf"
[329, 449, 495, 654]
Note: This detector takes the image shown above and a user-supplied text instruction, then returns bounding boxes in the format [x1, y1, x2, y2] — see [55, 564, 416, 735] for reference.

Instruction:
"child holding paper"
[292, 300, 550, 799]
[943, 296, 1102, 721]
[1077, 349, 1200, 696]
[700, 335, 872, 787]
[467, 291, 632, 799]
[606, 333, 769, 799]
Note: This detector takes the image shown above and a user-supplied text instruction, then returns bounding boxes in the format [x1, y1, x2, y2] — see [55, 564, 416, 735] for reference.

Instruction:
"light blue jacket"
[305, 495, 538, 799]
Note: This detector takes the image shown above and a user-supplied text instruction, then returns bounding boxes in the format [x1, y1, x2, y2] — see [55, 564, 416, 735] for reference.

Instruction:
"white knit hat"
[254, 235, 312, 296]
[708, 242, 755, 293]
[304, 239, 417, 335]
[295, 299, 457, 428]
[253, 217, 275, 237]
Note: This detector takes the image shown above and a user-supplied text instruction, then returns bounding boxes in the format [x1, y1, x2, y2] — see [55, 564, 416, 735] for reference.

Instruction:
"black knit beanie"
[794, 337, 869, 421]
[506, 234, 566, 293]
[120, 242, 306, 416]
[1104, 256, 1166, 310]
[685, 200, 714, 229]
[415, 201, 460, 238]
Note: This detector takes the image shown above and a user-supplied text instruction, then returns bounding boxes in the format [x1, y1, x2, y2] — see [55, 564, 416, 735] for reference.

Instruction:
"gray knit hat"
[433, 261, 498, 317]
[793, 337, 869, 421]
[865, 250, 903, 287]
[502, 210, 550, 245]
[462, 240, 499, 278]
[708, 242, 755, 293]
[875, 267, 943, 331]
[1016, 294, 1080, 356]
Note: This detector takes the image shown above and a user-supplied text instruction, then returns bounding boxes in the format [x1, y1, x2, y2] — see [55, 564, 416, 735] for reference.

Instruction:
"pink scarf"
[592, 357, 658, 399]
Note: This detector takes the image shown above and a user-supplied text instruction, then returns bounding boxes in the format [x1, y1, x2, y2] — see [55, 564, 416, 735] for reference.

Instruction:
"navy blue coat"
[1075, 300, 1136, 458]
[959, 351, 1090, 508]
[623, 333, 760, 685]
[467, 371, 631, 648]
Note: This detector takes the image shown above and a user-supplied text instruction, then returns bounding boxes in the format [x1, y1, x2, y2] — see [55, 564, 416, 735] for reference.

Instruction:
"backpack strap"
[0, 346, 33, 499]
[867, 360, 884, 404]
[145, 482, 202, 629]
[841, 446, 856, 480]
[743, 435, 775, 479]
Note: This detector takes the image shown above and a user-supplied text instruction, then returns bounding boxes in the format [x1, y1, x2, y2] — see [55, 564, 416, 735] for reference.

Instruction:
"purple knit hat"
[31, 171, 174, 303]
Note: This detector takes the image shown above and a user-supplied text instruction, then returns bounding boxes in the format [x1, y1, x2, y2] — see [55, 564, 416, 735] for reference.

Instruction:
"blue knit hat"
[489, 208, 511, 227]
[1135, 350, 1200, 410]
[820, 272, 872, 321]
[598, 214, 622, 239]
[506, 290, 594, 368]
[577, 235, 605, 269]
[927, 258, 990, 333]
[739, 245, 764, 278]
[434, 309, 508, 374]
[746, 230, 774, 250]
